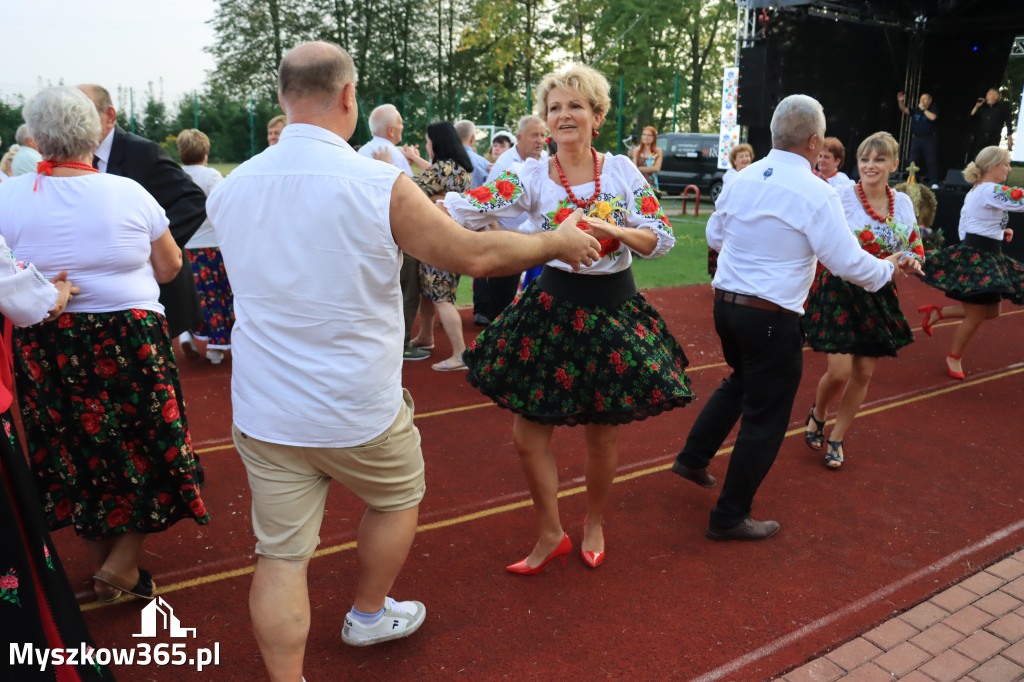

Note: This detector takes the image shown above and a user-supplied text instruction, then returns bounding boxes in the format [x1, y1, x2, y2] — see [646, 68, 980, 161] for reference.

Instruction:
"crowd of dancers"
[1, 40, 1023, 682]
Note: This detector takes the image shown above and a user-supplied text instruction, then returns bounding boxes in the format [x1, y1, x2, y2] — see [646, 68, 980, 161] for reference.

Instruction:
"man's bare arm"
[389, 174, 600, 276]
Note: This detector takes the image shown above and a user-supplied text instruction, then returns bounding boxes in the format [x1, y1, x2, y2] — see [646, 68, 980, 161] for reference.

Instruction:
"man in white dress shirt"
[207, 41, 599, 680]
[471, 114, 548, 325]
[455, 119, 491, 189]
[11, 124, 43, 176]
[671, 94, 920, 541]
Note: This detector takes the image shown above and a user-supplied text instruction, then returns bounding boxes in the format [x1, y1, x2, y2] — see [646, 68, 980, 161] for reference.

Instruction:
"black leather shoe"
[670, 461, 716, 488]
[705, 518, 780, 541]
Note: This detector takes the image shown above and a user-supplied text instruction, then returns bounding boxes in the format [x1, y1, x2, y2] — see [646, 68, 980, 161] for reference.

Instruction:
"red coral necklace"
[856, 180, 894, 223]
[554, 148, 601, 209]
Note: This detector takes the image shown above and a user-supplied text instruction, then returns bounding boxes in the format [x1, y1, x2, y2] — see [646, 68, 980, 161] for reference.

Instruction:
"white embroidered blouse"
[958, 182, 1024, 241]
[444, 153, 675, 275]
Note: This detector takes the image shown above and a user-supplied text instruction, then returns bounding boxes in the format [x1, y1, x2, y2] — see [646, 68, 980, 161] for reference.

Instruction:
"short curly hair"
[23, 86, 101, 161]
[177, 129, 211, 165]
[728, 143, 754, 169]
[535, 64, 612, 120]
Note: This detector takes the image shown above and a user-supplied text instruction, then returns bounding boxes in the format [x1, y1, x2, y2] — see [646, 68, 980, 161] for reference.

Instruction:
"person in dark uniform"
[969, 88, 1014, 161]
[897, 91, 940, 186]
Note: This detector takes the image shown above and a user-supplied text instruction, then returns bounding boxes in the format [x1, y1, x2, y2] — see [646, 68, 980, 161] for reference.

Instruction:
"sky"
[1, 0, 217, 107]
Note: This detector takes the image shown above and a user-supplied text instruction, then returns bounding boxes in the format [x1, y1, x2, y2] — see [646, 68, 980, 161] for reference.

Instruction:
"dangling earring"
[545, 136, 552, 145]
[592, 130, 600, 138]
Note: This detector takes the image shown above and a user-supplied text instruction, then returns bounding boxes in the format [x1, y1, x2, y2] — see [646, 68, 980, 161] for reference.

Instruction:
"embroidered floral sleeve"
[989, 184, 1024, 210]
[622, 158, 675, 259]
[444, 168, 531, 231]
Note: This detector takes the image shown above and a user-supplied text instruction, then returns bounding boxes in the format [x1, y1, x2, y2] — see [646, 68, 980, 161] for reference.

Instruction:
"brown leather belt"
[714, 289, 784, 312]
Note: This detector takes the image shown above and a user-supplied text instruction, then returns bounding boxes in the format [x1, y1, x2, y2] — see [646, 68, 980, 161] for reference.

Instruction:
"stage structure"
[732, 0, 1024, 182]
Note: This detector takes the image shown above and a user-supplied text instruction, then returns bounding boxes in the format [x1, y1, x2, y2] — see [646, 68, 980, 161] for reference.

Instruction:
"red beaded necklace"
[856, 180, 894, 223]
[34, 160, 98, 190]
[554, 147, 601, 209]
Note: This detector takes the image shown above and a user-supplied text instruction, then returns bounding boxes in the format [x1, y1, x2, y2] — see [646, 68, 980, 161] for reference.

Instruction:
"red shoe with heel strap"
[506, 533, 572, 575]
[918, 305, 943, 337]
[946, 353, 964, 380]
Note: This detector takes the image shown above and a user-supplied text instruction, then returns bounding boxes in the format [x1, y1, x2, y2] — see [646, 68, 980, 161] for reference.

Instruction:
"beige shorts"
[233, 389, 425, 560]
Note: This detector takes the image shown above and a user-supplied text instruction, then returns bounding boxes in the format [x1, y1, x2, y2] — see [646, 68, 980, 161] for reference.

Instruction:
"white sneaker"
[206, 349, 224, 365]
[341, 597, 426, 647]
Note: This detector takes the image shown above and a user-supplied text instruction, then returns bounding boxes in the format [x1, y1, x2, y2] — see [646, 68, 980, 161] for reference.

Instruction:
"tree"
[207, 0, 318, 93]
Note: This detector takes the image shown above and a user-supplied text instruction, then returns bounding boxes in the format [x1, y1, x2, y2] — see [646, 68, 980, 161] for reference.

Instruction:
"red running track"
[45, 276, 1024, 681]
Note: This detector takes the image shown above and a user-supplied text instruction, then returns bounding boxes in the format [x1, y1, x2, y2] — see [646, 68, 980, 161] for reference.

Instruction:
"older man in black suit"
[78, 84, 206, 339]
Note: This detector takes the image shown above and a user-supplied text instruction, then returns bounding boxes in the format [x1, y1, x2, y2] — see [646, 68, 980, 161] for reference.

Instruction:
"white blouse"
[183, 164, 224, 250]
[0, 173, 169, 315]
[827, 171, 854, 189]
[444, 153, 675, 275]
[0, 235, 57, 327]
[838, 185, 925, 262]
[958, 182, 1024, 241]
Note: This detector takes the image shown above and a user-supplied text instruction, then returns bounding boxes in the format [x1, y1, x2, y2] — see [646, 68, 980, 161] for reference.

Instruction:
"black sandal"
[805, 407, 826, 451]
[824, 440, 844, 470]
[93, 568, 156, 600]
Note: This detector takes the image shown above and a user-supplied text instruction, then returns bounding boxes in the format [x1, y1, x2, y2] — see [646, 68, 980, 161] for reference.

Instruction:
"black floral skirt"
[803, 269, 913, 357]
[920, 235, 1024, 305]
[13, 309, 210, 541]
[463, 267, 695, 425]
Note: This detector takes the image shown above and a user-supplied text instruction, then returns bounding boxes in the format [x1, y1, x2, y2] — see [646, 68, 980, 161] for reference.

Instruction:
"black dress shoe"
[705, 518, 780, 541]
[670, 461, 716, 488]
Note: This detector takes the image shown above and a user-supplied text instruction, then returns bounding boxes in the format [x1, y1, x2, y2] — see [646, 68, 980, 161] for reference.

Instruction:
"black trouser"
[400, 252, 421, 346]
[909, 135, 939, 185]
[674, 298, 803, 529]
[969, 131, 1001, 164]
[472, 274, 520, 321]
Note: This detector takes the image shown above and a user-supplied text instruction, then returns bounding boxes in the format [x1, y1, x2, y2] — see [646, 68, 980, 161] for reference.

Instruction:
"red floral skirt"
[12, 309, 209, 540]
[188, 247, 234, 347]
[463, 269, 694, 425]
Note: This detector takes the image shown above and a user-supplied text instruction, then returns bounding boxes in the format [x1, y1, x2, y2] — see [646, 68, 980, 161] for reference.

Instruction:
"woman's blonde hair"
[856, 131, 898, 162]
[963, 146, 1009, 183]
[535, 64, 612, 120]
[177, 129, 210, 165]
[728, 143, 754, 169]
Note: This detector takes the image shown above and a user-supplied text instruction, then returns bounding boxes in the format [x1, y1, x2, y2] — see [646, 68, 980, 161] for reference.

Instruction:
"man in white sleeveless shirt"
[207, 41, 599, 680]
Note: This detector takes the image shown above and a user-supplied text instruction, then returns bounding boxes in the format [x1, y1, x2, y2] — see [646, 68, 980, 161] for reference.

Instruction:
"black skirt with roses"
[920, 235, 1024, 305]
[463, 266, 695, 425]
[12, 309, 209, 541]
[803, 269, 913, 357]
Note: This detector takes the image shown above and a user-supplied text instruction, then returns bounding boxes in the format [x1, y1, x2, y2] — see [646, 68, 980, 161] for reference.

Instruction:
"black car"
[654, 132, 728, 202]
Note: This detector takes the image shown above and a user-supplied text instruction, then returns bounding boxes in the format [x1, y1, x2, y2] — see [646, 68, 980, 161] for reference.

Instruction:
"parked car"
[652, 132, 728, 202]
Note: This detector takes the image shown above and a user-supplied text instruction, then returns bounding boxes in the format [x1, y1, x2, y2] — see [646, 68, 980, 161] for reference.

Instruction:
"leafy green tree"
[0, 95, 27, 153]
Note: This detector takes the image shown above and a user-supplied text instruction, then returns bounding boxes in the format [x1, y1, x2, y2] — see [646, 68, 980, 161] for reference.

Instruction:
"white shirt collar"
[94, 128, 115, 172]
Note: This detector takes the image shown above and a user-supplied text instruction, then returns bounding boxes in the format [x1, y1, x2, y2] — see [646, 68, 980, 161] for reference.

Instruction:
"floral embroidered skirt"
[920, 236, 1024, 305]
[463, 267, 695, 425]
[12, 310, 210, 541]
[419, 262, 460, 304]
[188, 246, 234, 347]
[803, 269, 913, 357]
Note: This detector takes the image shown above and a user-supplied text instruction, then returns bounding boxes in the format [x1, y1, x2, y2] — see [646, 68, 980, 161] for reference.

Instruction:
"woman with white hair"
[0, 86, 209, 603]
[445, 64, 693, 573]
[918, 145, 1024, 379]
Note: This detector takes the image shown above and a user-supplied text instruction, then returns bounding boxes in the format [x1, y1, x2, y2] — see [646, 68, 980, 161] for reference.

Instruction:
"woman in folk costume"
[444, 65, 693, 573]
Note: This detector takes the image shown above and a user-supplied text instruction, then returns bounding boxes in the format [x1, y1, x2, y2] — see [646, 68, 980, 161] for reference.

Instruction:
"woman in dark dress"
[444, 65, 693, 572]
[803, 132, 924, 469]
[918, 146, 1024, 378]
[0, 235, 112, 680]
[0, 86, 209, 604]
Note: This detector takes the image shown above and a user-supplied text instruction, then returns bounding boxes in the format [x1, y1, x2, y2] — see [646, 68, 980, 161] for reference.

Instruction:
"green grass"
[209, 162, 239, 176]
[454, 207, 713, 305]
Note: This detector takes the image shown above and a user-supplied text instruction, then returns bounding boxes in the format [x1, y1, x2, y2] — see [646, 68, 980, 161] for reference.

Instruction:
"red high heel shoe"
[581, 518, 606, 568]
[506, 533, 572, 575]
[918, 305, 943, 337]
[946, 353, 964, 380]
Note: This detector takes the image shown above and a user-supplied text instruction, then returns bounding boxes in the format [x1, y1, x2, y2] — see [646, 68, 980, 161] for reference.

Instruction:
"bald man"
[208, 41, 598, 680]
